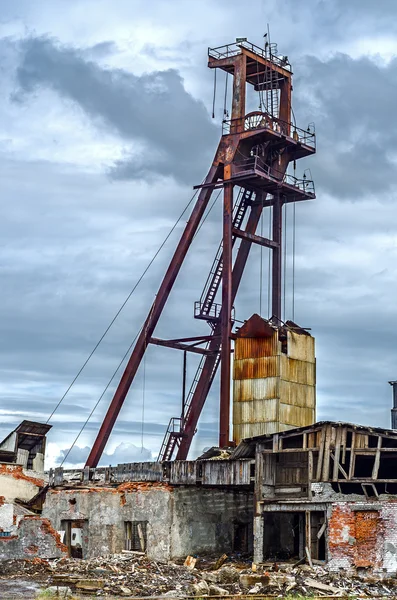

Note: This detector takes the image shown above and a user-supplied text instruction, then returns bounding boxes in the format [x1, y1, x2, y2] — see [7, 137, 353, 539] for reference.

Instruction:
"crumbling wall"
[171, 488, 253, 557]
[0, 516, 67, 560]
[0, 464, 44, 502]
[43, 484, 253, 561]
[44, 484, 173, 561]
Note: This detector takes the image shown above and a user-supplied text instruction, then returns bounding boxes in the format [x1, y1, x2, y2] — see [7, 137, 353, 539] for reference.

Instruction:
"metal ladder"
[196, 187, 254, 323]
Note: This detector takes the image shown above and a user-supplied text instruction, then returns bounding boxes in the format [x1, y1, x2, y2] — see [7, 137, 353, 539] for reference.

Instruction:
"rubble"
[2, 554, 397, 597]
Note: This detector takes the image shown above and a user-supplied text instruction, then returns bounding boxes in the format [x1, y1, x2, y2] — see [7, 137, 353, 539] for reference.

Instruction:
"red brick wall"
[328, 503, 387, 572]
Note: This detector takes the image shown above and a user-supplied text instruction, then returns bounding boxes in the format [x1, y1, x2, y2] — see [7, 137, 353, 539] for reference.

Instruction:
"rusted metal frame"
[208, 56, 238, 70]
[230, 54, 246, 133]
[241, 48, 292, 80]
[278, 77, 292, 136]
[232, 227, 278, 249]
[154, 335, 218, 344]
[149, 338, 216, 356]
[177, 59, 292, 457]
[182, 351, 187, 426]
[271, 190, 282, 320]
[219, 181, 233, 448]
[218, 52, 246, 447]
[85, 164, 221, 468]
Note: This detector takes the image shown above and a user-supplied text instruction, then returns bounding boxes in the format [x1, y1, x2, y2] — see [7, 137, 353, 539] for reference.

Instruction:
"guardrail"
[233, 156, 315, 195]
[208, 40, 291, 72]
[222, 111, 316, 149]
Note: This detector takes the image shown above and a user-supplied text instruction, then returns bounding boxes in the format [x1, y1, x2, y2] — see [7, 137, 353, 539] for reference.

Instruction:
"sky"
[1, 0, 397, 468]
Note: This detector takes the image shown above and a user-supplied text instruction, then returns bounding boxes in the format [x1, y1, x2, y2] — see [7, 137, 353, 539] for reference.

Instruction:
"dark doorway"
[61, 519, 88, 559]
[233, 522, 249, 553]
[310, 511, 326, 561]
[125, 521, 148, 552]
[263, 512, 304, 560]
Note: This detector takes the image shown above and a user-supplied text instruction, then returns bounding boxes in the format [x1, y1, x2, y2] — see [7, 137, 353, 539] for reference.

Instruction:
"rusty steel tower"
[85, 39, 316, 467]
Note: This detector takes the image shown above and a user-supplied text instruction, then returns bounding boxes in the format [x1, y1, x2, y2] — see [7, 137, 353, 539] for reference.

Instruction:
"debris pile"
[2, 553, 397, 597]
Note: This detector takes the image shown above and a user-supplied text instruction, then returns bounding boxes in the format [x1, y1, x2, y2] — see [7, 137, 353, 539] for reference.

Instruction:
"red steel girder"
[85, 164, 220, 468]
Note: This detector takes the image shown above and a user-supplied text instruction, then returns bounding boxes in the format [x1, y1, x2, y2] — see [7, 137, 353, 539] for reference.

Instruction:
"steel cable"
[60, 325, 142, 466]
[47, 187, 201, 424]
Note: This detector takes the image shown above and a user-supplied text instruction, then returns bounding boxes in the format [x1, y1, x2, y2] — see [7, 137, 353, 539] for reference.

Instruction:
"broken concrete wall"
[43, 484, 253, 561]
[171, 487, 253, 557]
[0, 464, 44, 502]
[0, 515, 67, 560]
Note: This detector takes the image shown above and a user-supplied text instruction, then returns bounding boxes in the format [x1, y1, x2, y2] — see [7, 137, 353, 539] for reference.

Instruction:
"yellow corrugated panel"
[233, 356, 280, 380]
[233, 378, 279, 402]
[233, 421, 280, 443]
[287, 331, 315, 363]
[280, 355, 316, 385]
[279, 380, 316, 408]
[279, 402, 315, 427]
[234, 333, 280, 360]
[233, 398, 278, 425]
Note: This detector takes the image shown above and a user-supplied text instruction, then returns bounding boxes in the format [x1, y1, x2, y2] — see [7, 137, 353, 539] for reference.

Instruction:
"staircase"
[194, 187, 254, 325]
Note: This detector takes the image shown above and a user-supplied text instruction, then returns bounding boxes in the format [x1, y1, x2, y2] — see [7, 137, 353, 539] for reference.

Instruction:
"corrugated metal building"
[233, 314, 316, 443]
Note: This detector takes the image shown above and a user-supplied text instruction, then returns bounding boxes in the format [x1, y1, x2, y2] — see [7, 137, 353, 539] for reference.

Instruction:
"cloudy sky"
[1, 0, 397, 468]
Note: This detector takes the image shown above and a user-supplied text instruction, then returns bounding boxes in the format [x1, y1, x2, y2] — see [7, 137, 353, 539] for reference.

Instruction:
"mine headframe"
[85, 39, 316, 468]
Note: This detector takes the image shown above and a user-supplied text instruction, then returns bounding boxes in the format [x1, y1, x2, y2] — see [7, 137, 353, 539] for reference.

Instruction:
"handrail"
[222, 111, 316, 149]
[233, 156, 315, 195]
[208, 41, 291, 72]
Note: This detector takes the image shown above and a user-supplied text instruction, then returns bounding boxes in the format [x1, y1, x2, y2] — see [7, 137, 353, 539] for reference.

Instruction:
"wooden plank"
[308, 450, 313, 500]
[272, 434, 279, 453]
[317, 521, 327, 540]
[341, 427, 347, 464]
[330, 452, 349, 479]
[348, 431, 356, 480]
[322, 425, 332, 481]
[372, 436, 382, 480]
[316, 429, 325, 481]
[332, 428, 342, 481]
[303, 432, 307, 450]
[305, 512, 312, 566]
[262, 447, 319, 453]
[137, 523, 145, 552]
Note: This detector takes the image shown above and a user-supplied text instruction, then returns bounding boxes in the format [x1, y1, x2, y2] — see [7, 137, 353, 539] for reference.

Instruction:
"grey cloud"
[14, 35, 218, 183]
[293, 53, 397, 198]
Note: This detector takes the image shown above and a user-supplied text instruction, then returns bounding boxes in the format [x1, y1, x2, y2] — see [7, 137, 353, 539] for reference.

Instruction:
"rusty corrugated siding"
[232, 325, 316, 444]
[233, 356, 280, 379]
[280, 355, 316, 385]
[279, 402, 315, 427]
[287, 331, 315, 362]
[234, 421, 281, 440]
[233, 397, 278, 425]
[279, 380, 316, 408]
[234, 378, 279, 402]
[234, 333, 280, 360]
